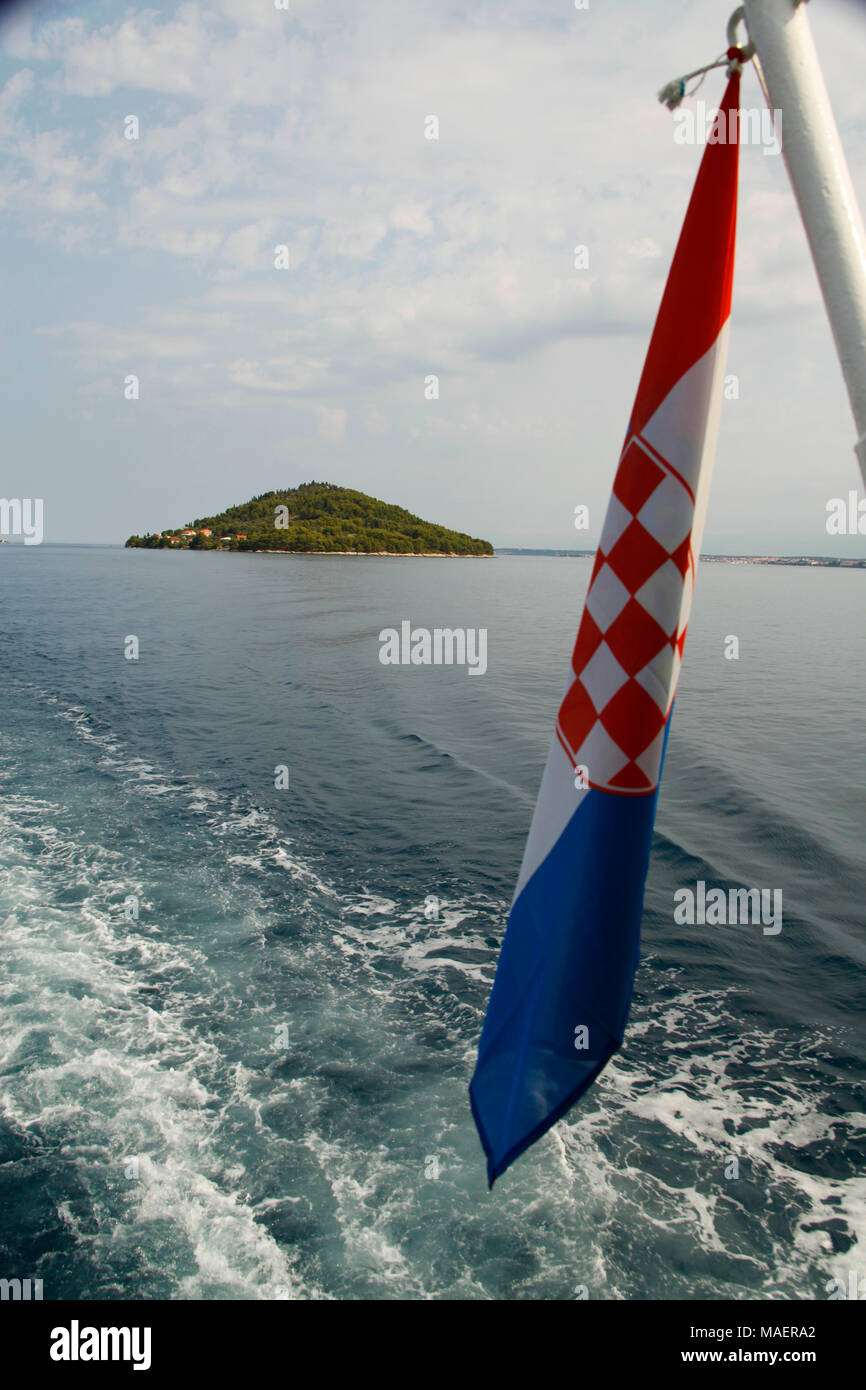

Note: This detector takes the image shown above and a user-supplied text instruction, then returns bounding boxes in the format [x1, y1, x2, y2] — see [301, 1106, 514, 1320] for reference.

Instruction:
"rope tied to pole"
[658, 7, 755, 111]
[658, 53, 729, 112]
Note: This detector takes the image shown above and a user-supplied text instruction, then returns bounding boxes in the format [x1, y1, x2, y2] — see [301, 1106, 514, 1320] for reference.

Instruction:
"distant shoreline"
[124, 546, 493, 557]
[139, 544, 861, 561]
[701, 555, 865, 568]
[495, 549, 865, 567]
[118, 546, 865, 566]
[8, 544, 861, 566]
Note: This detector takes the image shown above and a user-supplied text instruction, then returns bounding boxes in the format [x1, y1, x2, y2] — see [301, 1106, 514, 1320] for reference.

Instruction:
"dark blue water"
[0, 545, 863, 1299]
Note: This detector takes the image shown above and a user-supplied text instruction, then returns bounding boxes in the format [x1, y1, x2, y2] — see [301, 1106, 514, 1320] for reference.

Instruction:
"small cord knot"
[658, 78, 687, 112]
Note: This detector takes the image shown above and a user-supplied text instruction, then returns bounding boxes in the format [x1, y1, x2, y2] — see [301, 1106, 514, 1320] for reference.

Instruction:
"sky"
[0, 0, 864, 553]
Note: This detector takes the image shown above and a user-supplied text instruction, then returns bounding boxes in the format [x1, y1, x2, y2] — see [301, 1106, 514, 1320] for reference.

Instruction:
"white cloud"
[314, 404, 347, 445]
[390, 203, 435, 236]
[0, 65, 32, 121]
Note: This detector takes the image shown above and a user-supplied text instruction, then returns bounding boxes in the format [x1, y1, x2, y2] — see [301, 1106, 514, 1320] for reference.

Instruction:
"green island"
[125, 482, 494, 556]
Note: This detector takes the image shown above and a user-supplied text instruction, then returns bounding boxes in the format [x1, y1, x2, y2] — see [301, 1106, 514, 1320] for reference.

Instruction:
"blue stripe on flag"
[470, 718, 672, 1187]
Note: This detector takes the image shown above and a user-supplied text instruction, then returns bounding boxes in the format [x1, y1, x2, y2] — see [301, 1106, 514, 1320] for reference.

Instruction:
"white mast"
[735, 0, 866, 484]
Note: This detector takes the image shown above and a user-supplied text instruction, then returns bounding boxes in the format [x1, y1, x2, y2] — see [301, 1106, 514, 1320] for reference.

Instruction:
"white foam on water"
[302, 1132, 424, 1296]
[0, 786, 316, 1300]
[343, 892, 398, 918]
[333, 899, 500, 984]
[547, 984, 866, 1299]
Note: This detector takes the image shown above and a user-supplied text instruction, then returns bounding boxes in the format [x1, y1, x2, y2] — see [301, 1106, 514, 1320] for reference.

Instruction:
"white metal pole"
[741, 0, 866, 484]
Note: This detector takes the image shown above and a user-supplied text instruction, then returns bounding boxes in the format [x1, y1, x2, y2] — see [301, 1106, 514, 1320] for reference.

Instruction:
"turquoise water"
[0, 546, 863, 1299]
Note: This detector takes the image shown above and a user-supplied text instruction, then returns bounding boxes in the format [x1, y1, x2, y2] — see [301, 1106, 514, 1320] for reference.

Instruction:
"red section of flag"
[629, 71, 740, 440]
[604, 598, 668, 677]
[556, 71, 740, 796]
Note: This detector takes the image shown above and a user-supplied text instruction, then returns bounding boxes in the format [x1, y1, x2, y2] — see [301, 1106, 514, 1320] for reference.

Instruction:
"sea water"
[0, 546, 863, 1300]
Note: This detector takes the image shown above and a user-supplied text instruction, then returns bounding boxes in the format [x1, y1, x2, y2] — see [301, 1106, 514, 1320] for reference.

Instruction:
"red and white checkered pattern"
[557, 434, 696, 795]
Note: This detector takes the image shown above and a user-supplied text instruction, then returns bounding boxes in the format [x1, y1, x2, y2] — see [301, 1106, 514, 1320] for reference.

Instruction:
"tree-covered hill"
[125, 482, 493, 556]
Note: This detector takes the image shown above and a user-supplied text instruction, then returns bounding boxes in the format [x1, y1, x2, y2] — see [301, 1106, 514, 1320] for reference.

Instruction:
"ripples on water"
[0, 547, 863, 1299]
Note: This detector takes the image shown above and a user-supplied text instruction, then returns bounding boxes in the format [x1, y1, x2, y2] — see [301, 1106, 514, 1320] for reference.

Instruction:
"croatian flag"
[470, 70, 741, 1187]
